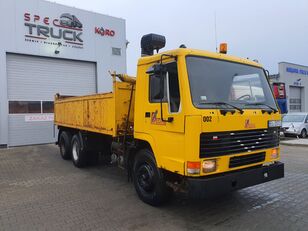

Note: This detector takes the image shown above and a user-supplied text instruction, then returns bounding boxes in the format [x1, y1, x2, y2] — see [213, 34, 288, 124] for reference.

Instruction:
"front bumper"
[283, 130, 300, 136]
[282, 127, 300, 135]
[186, 162, 284, 198]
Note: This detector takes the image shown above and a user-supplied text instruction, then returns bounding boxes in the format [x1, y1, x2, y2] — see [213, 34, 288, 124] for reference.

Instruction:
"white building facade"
[0, 0, 127, 147]
[272, 62, 308, 113]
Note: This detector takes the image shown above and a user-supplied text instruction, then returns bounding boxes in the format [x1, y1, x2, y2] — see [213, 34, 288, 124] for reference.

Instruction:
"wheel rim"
[302, 130, 307, 138]
[72, 140, 79, 161]
[136, 163, 155, 193]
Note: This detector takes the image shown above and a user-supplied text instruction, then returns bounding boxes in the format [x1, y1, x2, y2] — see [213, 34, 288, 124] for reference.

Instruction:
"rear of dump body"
[54, 81, 135, 137]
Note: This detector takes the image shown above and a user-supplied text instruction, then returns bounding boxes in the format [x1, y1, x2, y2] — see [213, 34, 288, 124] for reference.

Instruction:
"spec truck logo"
[95, 27, 115, 37]
[24, 13, 84, 45]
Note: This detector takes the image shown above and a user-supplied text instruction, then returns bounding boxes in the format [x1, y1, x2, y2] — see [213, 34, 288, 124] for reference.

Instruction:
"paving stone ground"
[280, 137, 308, 147]
[0, 144, 307, 231]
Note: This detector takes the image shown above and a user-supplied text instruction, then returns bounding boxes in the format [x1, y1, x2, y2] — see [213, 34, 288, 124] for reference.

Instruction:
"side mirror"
[146, 59, 175, 123]
[146, 63, 167, 76]
[147, 63, 167, 100]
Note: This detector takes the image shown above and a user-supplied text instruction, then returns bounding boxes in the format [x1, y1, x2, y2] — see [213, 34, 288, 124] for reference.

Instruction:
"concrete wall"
[0, 0, 126, 146]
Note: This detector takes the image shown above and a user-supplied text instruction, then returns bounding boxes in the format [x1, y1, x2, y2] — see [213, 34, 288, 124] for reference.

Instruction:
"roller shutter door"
[289, 86, 302, 112]
[7, 54, 96, 147]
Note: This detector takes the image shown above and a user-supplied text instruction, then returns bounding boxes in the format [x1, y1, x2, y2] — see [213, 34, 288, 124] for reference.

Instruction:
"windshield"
[186, 56, 277, 110]
[282, 115, 305, 123]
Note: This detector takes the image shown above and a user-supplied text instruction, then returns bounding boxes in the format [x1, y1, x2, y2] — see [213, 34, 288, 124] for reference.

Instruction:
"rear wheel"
[71, 134, 88, 168]
[300, 129, 307, 138]
[59, 131, 72, 160]
[132, 149, 172, 206]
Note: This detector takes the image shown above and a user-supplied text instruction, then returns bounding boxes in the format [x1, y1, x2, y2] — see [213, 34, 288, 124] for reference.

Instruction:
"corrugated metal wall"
[6, 54, 97, 146]
[8, 116, 55, 146]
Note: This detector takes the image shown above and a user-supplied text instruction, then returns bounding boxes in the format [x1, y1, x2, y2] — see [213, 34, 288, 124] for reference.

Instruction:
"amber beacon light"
[219, 43, 228, 54]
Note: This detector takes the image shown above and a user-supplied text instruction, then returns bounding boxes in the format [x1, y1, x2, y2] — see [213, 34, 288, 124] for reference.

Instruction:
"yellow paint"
[54, 81, 135, 137]
[134, 48, 280, 177]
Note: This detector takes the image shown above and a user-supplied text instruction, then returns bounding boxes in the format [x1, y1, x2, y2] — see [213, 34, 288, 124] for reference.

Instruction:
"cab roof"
[137, 48, 262, 68]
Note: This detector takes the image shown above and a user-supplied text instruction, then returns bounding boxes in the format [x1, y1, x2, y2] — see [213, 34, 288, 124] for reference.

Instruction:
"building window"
[9, 101, 41, 114]
[290, 105, 301, 111]
[289, 98, 301, 112]
[112, 47, 121, 56]
[290, 99, 301, 104]
[9, 101, 54, 114]
[42, 101, 54, 113]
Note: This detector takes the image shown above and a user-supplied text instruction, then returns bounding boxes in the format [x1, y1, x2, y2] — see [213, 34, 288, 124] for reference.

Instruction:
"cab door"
[146, 62, 185, 133]
[142, 61, 186, 172]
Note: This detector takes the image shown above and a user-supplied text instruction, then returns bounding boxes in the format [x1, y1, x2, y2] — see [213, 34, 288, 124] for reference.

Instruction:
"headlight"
[268, 120, 282, 128]
[202, 159, 217, 173]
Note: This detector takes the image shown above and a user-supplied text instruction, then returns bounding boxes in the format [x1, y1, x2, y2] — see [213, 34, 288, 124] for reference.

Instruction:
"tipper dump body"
[54, 81, 135, 137]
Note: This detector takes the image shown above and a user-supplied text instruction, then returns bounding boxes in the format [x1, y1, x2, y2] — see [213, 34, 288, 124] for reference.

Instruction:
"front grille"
[229, 152, 266, 168]
[200, 128, 279, 158]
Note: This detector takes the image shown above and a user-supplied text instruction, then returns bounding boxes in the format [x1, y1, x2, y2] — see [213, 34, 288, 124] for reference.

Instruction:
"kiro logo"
[95, 27, 115, 37]
[24, 13, 84, 45]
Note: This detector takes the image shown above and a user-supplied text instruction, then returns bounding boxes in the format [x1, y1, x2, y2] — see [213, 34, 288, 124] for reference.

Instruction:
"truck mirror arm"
[160, 96, 174, 122]
[265, 70, 270, 78]
[158, 54, 177, 123]
[160, 54, 177, 64]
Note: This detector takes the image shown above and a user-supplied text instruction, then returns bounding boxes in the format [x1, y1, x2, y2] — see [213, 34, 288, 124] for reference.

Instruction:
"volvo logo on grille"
[212, 136, 219, 140]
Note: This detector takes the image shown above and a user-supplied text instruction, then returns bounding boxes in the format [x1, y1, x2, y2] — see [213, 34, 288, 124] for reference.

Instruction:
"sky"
[53, 0, 308, 75]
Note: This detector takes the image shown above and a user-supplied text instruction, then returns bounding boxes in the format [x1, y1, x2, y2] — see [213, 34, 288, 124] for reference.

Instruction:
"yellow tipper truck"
[54, 34, 284, 205]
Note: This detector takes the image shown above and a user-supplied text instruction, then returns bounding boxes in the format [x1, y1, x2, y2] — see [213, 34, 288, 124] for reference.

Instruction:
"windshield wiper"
[246, 102, 278, 113]
[199, 101, 244, 114]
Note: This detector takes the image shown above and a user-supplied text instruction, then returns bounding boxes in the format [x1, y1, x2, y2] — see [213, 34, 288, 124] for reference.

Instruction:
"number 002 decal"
[203, 116, 212, 122]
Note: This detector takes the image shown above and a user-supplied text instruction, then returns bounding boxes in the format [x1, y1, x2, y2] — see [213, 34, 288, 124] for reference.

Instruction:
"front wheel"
[132, 149, 172, 206]
[300, 129, 307, 138]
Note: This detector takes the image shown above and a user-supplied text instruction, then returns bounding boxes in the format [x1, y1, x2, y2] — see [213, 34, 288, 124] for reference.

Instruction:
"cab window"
[149, 62, 181, 113]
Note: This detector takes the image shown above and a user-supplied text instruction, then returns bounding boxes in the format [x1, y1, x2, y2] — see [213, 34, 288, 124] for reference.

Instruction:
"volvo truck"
[54, 34, 284, 206]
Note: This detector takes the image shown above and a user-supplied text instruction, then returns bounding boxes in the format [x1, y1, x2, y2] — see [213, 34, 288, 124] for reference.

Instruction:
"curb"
[280, 142, 308, 147]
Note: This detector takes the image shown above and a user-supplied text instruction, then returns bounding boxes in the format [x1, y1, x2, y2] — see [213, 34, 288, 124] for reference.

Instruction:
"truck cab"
[132, 34, 283, 203]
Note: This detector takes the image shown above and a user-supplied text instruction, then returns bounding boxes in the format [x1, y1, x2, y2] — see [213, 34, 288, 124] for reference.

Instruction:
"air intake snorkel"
[141, 33, 166, 56]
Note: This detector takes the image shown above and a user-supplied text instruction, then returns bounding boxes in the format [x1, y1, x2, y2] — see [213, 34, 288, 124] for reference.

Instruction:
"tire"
[300, 129, 307, 138]
[58, 131, 72, 160]
[71, 134, 88, 168]
[132, 149, 172, 206]
[88, 151, 100, 166]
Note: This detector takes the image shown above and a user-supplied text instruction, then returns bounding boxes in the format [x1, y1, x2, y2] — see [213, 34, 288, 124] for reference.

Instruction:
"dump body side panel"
[54, 81, 135, 137]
